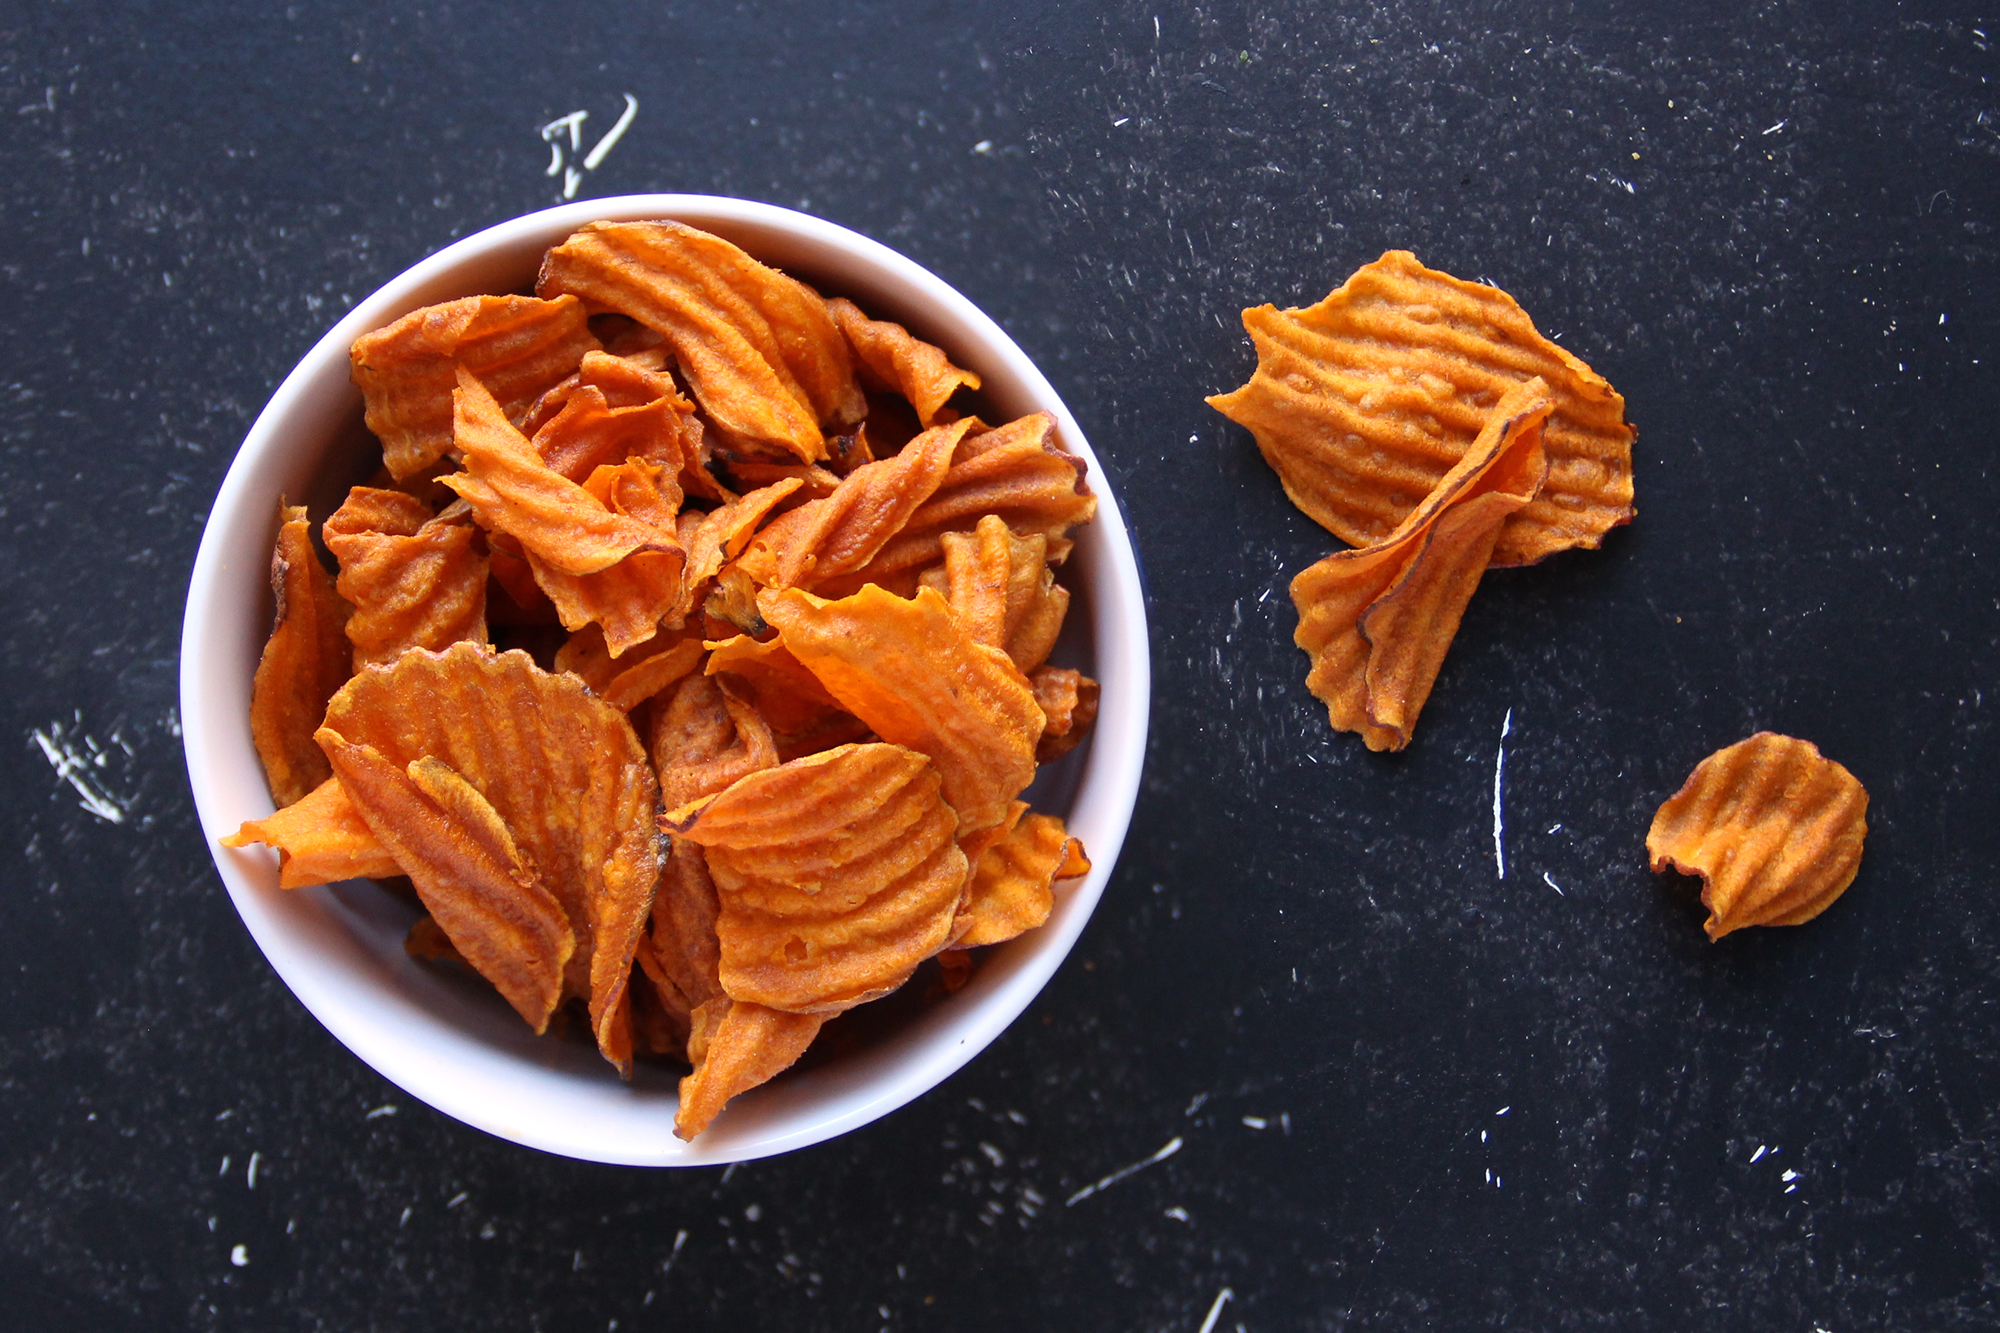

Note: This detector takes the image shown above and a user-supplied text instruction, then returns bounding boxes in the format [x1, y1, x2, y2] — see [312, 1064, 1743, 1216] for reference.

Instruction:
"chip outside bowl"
[180, 195, 1150, 1165]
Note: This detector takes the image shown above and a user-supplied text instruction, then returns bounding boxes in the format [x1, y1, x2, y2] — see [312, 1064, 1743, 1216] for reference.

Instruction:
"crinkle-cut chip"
[519, 457, 688, 657]
[323, 487, 489, 672]
[955, 808, 1090, 948]
[734, 418, 971, 590]
[442, 370, 677, 579]
[821, 413, 1096, 592]
[665, 743, 970, 1013]
[572, 349, 729, 503]
[536, 220, 864, 462]
[702, 631, 873, 763]
[677, 479, 803, 620]
[825, 297, 982, 426]
[555, 621, 704, 710]
[318, 643, 660, 1069]
[1030, 667, 1100, 763]
[652, 837, 726, 1009]
[1293, 382, 1551, 751]
[631, 934, 694, 1059]
[351, 294, 600, 479]
[608, 640, 705, 711]
[715, 456, 841, 503]
[1205, 249, 1636, 566]
[530, 384, 683, 485]
[936, 947, 974, 993]
[222, 775, 400, 889]
[405, 914, 467, 965]
[760, 585, 1043, 834]
[320, 737, 575, 1033]
[249, 504, 353, 806]
[650, 672, 780, 810]
[675, 998, 824, 1140]
[1647, 733, 1869, 941]
[922, 514, 1070, 672]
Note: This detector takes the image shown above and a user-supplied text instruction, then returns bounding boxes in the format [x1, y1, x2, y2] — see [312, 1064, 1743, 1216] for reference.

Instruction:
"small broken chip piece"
[1029, 666, 1100, 763]
[1647, 732, 1869, 940]
[351, 294, 600, 479]
[1291, 380, 1551, 751]
[1206, 249, 1635, 566]
[665, 742, 970, 1014]
[249, 503, 353, 807]
[825, 297, 981, 426]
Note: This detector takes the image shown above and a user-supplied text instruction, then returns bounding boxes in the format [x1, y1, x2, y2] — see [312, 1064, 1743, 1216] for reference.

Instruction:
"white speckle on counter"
[1197, 1286, 1234, 1333]
[1496, 1106, 1511, 1117]
[1065, 1136, 1183, 1205]
[1543, 871, 1565, 897]
[447, 1192, 468, 1208]
[1242, 1116, 1267, 1130]
[398, 1208, 410, 1227]
[663, 1228, 688, 1273]
[246, 1152, 259, 1189]
[365, 1104, 397, 1119]
[1750, 1145, 1768, 1162]
[31, 720, 130, 823]
[1492, 709, 1511, 879]
[1165, 1206, 1190, 1221]
[229, 1244, 248, 1267]
[218, 1155, 230, 1176]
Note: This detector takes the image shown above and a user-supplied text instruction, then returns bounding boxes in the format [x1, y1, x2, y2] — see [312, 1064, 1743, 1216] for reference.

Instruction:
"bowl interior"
[181, 195, 1149, 1165]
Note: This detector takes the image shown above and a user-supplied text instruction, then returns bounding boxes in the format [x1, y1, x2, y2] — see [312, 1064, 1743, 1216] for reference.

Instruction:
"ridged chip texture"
[826, 297, 981, 426]
[666, 743, 969, 1014]
[537, 220, 864, 462]
[920, 513, 1070, 672]
[760, 584, 1044, 833]
[1292, 381, 1551, 750]
[351, 294, 600, 479]
[222, 775, 400, 890]
[323, 487, 489, 671]
[1207, 249, 1635, 566]
[954, 804, 1091, 948]
[674, 998, 824, 1141]
[1029, 666, 1100, 764]
[317, 643, 661, 1070]
[650, 672, 780, 811]
[1647, 733, 1869, 940]
[249, 504, 352, 806]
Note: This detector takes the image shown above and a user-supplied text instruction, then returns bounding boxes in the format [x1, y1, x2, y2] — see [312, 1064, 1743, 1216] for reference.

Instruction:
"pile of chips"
[1209, 251, 1637, 750]
[224, 220, 1101, 1138]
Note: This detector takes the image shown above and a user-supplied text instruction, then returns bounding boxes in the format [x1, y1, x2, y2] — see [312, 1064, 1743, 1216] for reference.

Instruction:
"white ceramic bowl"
[181, 195, 1150, 1165]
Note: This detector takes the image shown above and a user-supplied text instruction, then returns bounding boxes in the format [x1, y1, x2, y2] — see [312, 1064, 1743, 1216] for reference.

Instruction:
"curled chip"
[826, 297, 981, 426]
[1029, 666, 1100, 764]
[526, 459, 690, 656]
[222, 775, 399, 889]
[954, 804, 1091, 948]
[1206, 249, 1635, 566]
[666, 743, 969, 1014]
[351, 294, 600, 479]
[318, 643, 660, 1070]
[537, 220, 864, 462]
[920, 513, 1069, 672]
[732, 418, 971, 590]
[531, 384, 684, 484]
[650, 671, 779, 810]
[324, 487, 489, 671]
[1647, 733, 1869, 940]
[676, 478, 803, 619]
[761, 584, 1044, 834]
[675, 999, 824, 1141]
[1292, 381, 1551, 751]
[249, 503, 352, 806]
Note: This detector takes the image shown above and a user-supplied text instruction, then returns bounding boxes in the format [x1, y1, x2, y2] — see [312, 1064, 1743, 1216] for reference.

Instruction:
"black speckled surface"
[4, 2, 1998, 1328]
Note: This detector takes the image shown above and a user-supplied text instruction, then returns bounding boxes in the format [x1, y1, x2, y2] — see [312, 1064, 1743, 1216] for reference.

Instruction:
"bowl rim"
[180, 194, 1150, 1165]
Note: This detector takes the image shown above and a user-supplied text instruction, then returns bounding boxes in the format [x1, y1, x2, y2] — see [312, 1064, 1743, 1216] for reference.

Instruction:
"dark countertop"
[4, 2, 1998, 1328]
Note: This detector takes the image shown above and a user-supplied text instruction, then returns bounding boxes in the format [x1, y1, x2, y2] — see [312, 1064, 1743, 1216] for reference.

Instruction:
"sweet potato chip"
[955, 806, 1090, 948]
[676, 479, 803, 620]
[1647, 733, 1869, 940]
[1293, 381, 1551, 750]
[675, 998, 824, 1140]
[666, 742, 969, 1013]
[249, 504, 353, 806]
[761, 584, 1044, 833]
[351, 294, 600, 479]
[921, 513, 1070, 672]
[324, 487, 490, 671]
[537, 220, 864, 462]
[733, 418, 972, 590]
[826, 297, 981, 426]
[1030, 666, 1100, 763]
[318, 643, 660, 1069]
[826, 413, 1096, 590]
[703, 634, 846, 733]
[531, 383, 684, 485]
[715, 457, 841, 502]
[651, 837, 726, 1010]
[405, 914, 467, 965]
[525, 458, 689, 656]
[222, 775, 400, 889]
[650, 672, 780, 810]
[555, 624, 707, 711]
[1206, 250, 1635, 566]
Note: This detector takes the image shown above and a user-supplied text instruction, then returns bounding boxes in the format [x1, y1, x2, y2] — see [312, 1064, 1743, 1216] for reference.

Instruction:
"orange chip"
[714, 457, 842, 502]
[530, 384, 684, 485]
[318, 643, 660, 1071]
[249, 503, 353, 807]
[1293, 381, 1551, 750]
[733, 418, 971, 590]
[922, 513, 1070, 672]
[555, 624, 707, 711]
[1206, 250, 1635, 566]
[1647, 733, 1869, 940]
[826, 297, 982, 426]
[666, 742, 969, 1014]
[649, 671, 780, 810]
[537, 220, 864, 462]
[825, 413, 1096, 590]
[569, 348, 729, 505]
[630, 933, 695, 1059]
[675, 997, 825, 1141]
[703, 634, 847, 734]
[524, 458, 689, 656]
[323, 487, 490, 671]
[761, 584, 1044, 833]
[651, 837, 726, 1010]
[1029, 666, 1100, 763]
[955, 806, 1090, 948]
[351, 294, 599, 479]
[405, 914, 468, 965]
[676, 479, 803, 620]
[222, 775, 401, 889]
